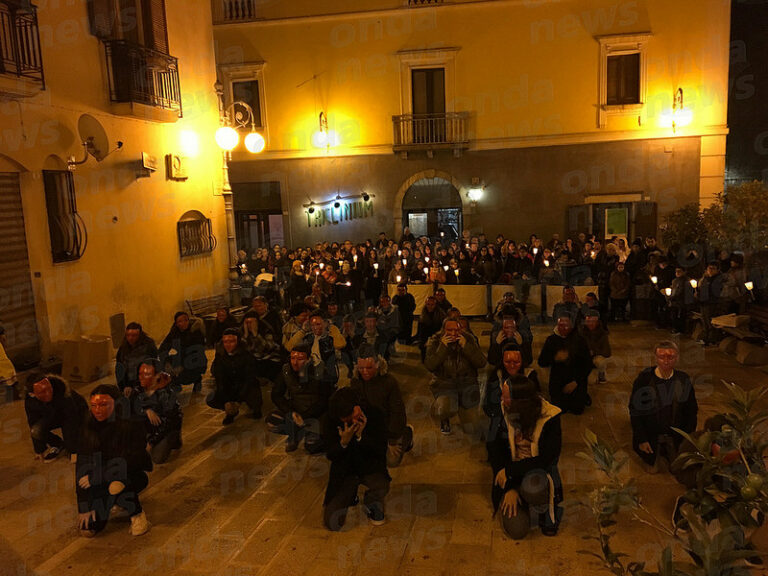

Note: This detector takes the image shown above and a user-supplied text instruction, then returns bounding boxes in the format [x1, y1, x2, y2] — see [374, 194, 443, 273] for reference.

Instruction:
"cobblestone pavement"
[1, 322, 766, 576]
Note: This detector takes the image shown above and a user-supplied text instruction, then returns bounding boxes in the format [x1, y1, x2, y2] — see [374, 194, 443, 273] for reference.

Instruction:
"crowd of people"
[8, 226, 761, 547]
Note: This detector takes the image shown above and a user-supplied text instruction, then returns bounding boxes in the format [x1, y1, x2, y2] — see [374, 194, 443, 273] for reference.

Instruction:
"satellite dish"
[77, 114, 109, 161]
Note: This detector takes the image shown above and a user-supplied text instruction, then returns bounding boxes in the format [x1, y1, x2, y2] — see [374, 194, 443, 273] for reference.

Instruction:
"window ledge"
[602, 103, 644, 112]
[111, 102, 180, 123]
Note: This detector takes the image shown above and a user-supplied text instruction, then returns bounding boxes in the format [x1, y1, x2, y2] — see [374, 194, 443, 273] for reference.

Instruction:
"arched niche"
[0, 154, 29, 172]
[43, 155, 68, 171]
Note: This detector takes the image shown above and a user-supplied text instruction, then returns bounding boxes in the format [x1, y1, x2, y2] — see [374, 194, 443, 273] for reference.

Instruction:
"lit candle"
[353, 254, 358, 263]
[664, 288, 672, 296]
[443, 265, 449, 271]
[338, 260, 343, 267]
[425, 256, 430, 263]
[533, 247, 539, 255]
[319, 262, 324, 269]
[690, 279, 698, 289]
[590, 251, 595, 258]
[454, 269, 459, 278]
[397, 250, 402, 257]
[651, 276, 658, 284]
[300, 264, 304, 269]
[373, 262, 379, 270]
[745, 281, 754, 291]
[423, 267, 429, 275]
[544, 260, 550, 267]
[396, 275, 401, 283]
[402, 259, 407, 266]
[315, 270, 319, 276]
[346, 281, 351, 287]
[440, 232, 445, 237]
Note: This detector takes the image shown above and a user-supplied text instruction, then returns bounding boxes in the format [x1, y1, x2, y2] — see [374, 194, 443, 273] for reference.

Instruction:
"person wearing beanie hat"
[76, 384, 153, 537]
[24, 371, 88, 462]
[486, 374, 563, 539]
[321, 387, 390, 530]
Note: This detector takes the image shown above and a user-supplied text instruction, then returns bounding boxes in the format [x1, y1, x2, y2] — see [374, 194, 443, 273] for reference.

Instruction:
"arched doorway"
[400, 176, 463, 242]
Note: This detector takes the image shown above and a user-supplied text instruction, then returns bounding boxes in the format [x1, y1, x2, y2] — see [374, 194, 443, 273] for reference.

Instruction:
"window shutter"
[87, 0, 116, 38]
[143, 0, 168, 53]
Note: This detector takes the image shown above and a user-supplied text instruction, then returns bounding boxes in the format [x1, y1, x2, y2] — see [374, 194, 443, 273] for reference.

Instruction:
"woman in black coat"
[158, 311, 207, 391]
[486, 375, 563, 540]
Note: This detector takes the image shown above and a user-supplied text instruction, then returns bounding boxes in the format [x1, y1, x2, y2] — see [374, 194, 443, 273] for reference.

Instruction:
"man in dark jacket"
[159, 312, 207, 392]
[268, 343, 332, 453]
[392, 283, 416, 344]
[537, 314, 593, 415]
[322, 387, 390, 530]
[245, 296, 283, 340]
[697, 261, 727, 346]
[578, 311, 611, 384]
[349, 345, 413, 468]
[425, 318, 487, 435]
[25, 371, 87, 461]
[207, 329, 262, 424]
[76, 384, 152, 537]
[136, 360, 182, 464]
[115, 322, 158, 397]
[628, 341, 697, 472]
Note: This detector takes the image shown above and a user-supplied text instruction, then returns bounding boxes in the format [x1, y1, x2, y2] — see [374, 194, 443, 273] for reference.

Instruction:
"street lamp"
[214, 81, 266, 306]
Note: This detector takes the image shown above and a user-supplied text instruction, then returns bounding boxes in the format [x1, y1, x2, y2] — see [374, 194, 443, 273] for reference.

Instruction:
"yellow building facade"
[1, 0, 228, 365]
[213, 0, 730, 248]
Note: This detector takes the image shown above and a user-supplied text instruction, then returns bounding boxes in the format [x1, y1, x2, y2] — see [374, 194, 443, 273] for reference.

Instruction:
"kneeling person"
[137, 360, 182, 464]
[208, 329, 262, 425]
[268, 344, 332, 454]
[76, 385, 152, 537]
[350, 345, 413, 468]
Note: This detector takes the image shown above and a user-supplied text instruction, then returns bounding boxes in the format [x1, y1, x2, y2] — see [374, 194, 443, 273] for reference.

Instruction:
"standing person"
[668, 266, 695, 335]
[392, 283, 416, 344]
[425, 318, 487, 435]
[628, 341, 697, 473]
[208, 328, 262, 424]
[697, 261, 726, 346]
[136, 360, 182, 464]
[486, 375, 563, 539]
[268, 343, 332, 453]
[158, 312, 207, 392]
[322, 387, 390, 531]
[287, 260, 311, 308]
[76, 385, 152, 537]
[115, 322, 158, 397]
[24, 371, 88, 461]
[609, 262, 631, 322]
[537, 315, 593, 415]
[349, 345, 413, 468]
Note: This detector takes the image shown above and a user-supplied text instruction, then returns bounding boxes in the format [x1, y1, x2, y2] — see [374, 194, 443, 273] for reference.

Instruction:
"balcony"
[392, 112, 470, 156]
[104, 40, 182, 120]
[212, 0, 259, 24]
[0, 1, 44, 97]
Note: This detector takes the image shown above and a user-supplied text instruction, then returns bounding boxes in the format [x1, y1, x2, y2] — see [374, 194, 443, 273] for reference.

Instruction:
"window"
[88, 0, 168, 53]
[43, 171, 87, 263]
[232, 79, 262, 128]
[411, 68, 445, 116]
[597, 33, 650, 127]
[607, 53, 640, 105]
[219, 62, 267, 137]
[397, 47, 458, 116]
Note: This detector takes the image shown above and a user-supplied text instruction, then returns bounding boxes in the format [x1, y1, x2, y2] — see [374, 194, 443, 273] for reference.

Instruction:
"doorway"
[402, 177, 462, 242]
[232, 181, 284, 252]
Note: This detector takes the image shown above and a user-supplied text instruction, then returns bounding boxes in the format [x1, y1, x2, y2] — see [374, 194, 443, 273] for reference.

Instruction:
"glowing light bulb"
[215, 126, 238, 151]
[244, 132, 265, 153]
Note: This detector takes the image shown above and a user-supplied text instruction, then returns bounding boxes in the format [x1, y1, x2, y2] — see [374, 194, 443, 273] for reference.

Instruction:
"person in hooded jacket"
[537, 314, 593, 415]
[115, 322, 157, 397]
[76, 384, 152, 538]
[158, 311, 207, 392]
[349, 345, 413, 468]
[136, 360, 182, 464]
[24, 371, 87, 461]
[486, 374, 563, 539]
[208, 328, 262, 424]
[268, 343, 332, 454]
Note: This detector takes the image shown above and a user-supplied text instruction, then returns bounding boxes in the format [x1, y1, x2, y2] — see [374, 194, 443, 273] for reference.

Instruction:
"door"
[591, 202, 632, 242]
[237, 211, 283, 253]
[0, 172, 40, 368]
[411, 68, 446, 143]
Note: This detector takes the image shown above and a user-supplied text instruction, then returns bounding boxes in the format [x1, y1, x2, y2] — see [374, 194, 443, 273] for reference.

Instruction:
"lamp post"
[214, 81, 265, 305]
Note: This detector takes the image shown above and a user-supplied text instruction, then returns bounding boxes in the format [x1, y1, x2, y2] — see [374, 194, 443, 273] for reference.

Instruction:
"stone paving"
[1, 322, 767, 576]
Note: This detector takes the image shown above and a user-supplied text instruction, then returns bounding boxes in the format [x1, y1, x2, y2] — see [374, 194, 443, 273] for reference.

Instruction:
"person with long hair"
[486, 374, 563, 540]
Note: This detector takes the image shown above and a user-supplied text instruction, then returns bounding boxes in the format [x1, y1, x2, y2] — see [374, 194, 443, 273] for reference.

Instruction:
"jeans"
[79, 471, 149, 533]
[266, 410, 324, 453]
[323, 473, 390, 531]
[29, 418, 64, 455]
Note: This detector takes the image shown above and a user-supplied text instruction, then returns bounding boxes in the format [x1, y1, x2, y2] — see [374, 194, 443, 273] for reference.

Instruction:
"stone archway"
[393, 169, 468, 238]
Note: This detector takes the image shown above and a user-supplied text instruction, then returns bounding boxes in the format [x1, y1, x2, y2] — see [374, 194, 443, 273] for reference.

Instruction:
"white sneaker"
[129, 511, 150, 536]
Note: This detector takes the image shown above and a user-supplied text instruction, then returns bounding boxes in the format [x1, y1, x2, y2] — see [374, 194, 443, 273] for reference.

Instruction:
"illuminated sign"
[307, 200, 373, 227]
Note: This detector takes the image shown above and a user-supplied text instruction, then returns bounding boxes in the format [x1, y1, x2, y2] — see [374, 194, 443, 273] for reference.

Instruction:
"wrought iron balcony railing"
[392, 112, 470, 152]
[212, 0, 258, 23]
[104, 40, 181, 115]
[0, 1, 44, 90]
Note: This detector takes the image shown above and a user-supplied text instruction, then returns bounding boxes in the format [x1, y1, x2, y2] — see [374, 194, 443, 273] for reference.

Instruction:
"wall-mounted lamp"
[660, 87, 693, 133]
[467, 177, 484, 207]
[312, 111, 339, 149]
